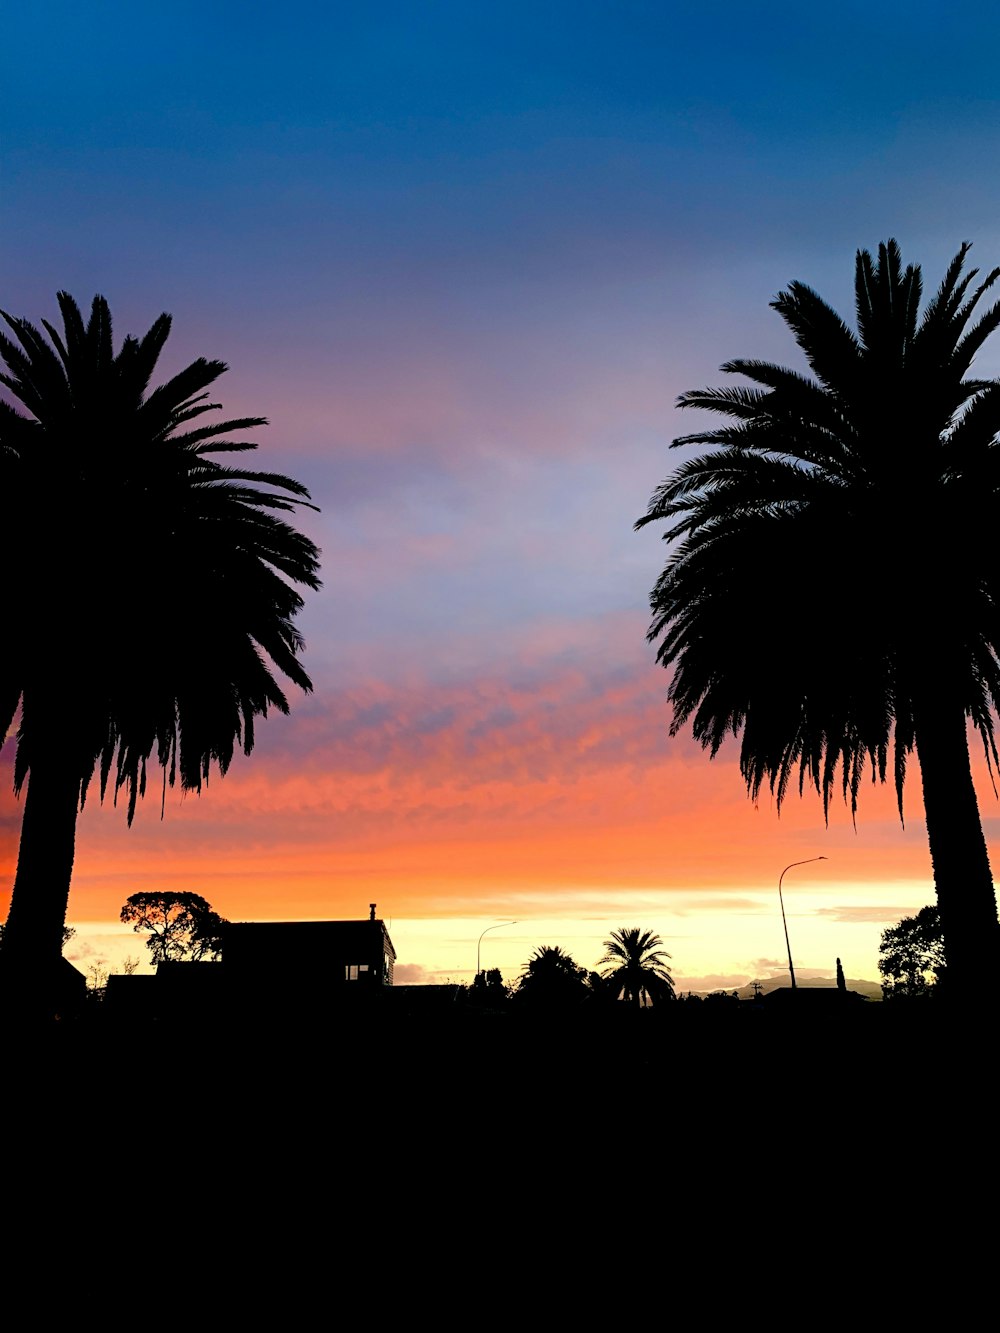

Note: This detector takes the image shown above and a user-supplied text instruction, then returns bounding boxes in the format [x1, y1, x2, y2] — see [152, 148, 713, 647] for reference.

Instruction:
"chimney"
[370, 903, 376, 921]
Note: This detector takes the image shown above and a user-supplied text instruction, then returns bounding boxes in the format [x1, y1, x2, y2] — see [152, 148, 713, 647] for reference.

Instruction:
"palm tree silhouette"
[599, 928, 674, 1007]
[636, 240, 1000, 1003]
[0, 293, 321, 1013]
[516, 945, 590, 1007]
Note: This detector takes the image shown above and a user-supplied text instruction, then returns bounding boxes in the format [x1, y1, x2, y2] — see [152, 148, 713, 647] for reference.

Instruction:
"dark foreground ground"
[4, 1000, 994, 1290]
[5, 999, 987, 1134]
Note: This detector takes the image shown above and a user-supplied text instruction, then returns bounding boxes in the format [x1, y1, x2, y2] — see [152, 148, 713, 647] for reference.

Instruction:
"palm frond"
[771, 280, 862, 393]
[640, 237, 1000, 850]
[0, 291, 322, 831]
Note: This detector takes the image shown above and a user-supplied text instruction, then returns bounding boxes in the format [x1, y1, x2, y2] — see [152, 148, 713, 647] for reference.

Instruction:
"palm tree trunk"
[913, 698, 1000, 1007]
[0, 750, 80, 1017]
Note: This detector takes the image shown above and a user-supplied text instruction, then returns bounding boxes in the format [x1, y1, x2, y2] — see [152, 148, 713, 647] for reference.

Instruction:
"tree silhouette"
[515, 945, 590, 1008]
[468, 967, 510, 1007]
[637, 240, 1000, 1004]
[0, 293, 321, 1014]
[598, 928, 674, 1007]
[879, 906, 946, 1000]
[120, 891, 228, 965]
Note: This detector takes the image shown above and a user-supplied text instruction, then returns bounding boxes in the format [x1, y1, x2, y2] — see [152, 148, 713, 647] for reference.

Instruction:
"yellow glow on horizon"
[65, 877, 934, 990]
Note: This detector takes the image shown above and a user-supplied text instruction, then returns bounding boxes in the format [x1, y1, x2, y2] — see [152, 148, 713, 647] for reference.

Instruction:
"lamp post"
[477, 920, 518, 979]
[778, 857, 827, 989]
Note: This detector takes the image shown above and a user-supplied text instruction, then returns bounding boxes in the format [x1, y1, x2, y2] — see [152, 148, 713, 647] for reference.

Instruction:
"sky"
[4, 1, 1000, 989]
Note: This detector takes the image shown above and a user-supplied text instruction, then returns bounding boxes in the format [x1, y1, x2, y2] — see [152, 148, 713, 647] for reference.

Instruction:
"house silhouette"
[223, 907, 396, 989]
[106, 905, 397, 1019]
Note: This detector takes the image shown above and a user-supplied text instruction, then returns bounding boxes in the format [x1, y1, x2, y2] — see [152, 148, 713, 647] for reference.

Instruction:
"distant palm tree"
[599, 928, 674, 1007]
[636, 240, 1000, 1004]
[0, 293, 321, 1013]
[516, 945, 590, 1007]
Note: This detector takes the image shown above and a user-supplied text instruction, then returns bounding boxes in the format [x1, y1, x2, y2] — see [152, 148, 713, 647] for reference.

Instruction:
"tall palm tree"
[599, 928, 674, 1007]
[0, 293, 321, 1013]
[636, 240, 1000, 1004]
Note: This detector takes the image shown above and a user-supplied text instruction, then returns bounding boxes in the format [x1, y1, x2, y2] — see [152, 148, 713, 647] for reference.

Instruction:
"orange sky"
[1, 614, 973, 990]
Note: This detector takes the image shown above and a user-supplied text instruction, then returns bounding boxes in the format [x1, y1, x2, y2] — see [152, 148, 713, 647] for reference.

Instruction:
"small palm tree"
[599, 928, 674, 1007]
[0, 293, 321, 1013]
[637, 240, 1000, 1003]
[516, 945, 590, 1007]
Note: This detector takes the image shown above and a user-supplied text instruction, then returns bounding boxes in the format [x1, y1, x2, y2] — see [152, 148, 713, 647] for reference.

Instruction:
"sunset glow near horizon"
[5, 2, 1000, 990]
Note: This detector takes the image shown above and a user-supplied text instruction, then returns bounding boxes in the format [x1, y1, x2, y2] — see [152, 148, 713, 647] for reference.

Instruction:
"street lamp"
[477, 920, 518, 978]
[778, 857, 828, 989]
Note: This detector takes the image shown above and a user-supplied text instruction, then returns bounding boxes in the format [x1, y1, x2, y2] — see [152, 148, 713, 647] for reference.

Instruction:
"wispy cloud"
[816, 904, 923, 924]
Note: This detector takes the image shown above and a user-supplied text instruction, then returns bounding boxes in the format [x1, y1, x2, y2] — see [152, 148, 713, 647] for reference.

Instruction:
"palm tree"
[0, 293, 321, 1013]
[599, 928, 674, 1007]
[516, 945, 590, 1007]
[636, 240, 1000, 1004]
